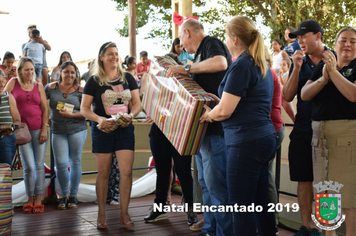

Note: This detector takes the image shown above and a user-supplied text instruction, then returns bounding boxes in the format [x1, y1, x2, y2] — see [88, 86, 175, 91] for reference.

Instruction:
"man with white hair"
[167, 19, 232, 236]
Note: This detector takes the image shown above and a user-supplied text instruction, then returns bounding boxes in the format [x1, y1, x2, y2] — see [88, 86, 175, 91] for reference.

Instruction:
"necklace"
[59, 83, 75, 98]
[107, 76, 120, 84]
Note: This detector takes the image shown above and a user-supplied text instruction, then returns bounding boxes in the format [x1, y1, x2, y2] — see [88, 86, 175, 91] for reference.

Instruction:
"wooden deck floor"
[12, 194, 295, 236]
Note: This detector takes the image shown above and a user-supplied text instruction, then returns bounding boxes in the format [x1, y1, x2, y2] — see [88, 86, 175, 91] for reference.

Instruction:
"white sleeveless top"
[272, 51, 283, 70]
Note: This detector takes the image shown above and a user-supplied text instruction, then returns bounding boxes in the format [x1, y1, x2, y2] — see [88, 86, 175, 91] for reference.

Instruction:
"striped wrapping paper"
[142, 56, 215, 155]
[0, 164, 12, 235]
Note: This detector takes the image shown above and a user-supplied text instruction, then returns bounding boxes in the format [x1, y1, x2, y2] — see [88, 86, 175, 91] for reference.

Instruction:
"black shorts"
[91, 122, 135, 153]
[288, 128, 313, 182]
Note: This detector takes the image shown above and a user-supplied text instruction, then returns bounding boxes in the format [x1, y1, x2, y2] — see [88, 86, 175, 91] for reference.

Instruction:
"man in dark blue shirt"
[283, 20, 325, 236]
[167, 19, 232, 236]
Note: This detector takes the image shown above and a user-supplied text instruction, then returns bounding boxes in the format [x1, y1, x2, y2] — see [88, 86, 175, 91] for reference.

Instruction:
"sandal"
[120, 214, 134, 228]
[97, 217, 107, 229]
[67, 197, 78, 209]
[189, 219, 204, 232]
[33, 204, 44, 213]
[22, 204, 33, 214]
[166, 197, 171, 206]
[57, 198, 68, 210]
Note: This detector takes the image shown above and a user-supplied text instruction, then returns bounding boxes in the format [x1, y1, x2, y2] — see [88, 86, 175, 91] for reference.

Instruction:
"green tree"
[112, 0, 356, 49]
[112, 0, 204, 48]
[207, 0, 356, 48]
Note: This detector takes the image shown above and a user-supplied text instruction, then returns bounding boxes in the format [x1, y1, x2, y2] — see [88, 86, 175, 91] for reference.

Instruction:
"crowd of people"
[0, 15, 355, 236]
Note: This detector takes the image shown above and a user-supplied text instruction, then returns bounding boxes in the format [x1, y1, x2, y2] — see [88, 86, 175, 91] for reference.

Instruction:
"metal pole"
[275, 144, 282, 203]
[50, 132, 55, 198]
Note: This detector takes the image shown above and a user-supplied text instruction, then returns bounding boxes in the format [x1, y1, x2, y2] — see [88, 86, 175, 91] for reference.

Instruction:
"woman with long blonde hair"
[5, 57, 49, 214]
[81, 42, 141, 229]
[200, 16, 277, 235]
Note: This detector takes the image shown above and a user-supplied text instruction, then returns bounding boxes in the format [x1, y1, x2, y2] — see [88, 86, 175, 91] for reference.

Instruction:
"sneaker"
[110, 198, 120, 205]
[294, 226, 309, 236]
[309, 228, 323, 236]
[144, 209, 168, 222]
[275, 226, 279, 235]
[187, 207, 198, 225]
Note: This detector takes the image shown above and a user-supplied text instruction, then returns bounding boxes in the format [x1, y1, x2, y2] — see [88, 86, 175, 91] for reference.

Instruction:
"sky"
[0, 0, 167, 71]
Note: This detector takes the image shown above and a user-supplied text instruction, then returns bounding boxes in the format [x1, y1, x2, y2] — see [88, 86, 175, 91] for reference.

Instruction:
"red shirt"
[270, 70, 283, 132]
[136, 60, 151, 76]
[0, 65, 16, 85]
[12, 79, 43, 130]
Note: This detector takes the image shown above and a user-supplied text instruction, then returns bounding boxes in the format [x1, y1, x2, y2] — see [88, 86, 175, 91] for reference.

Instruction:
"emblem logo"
[343, 69, 353, 77]
[312, 181, 346, 230]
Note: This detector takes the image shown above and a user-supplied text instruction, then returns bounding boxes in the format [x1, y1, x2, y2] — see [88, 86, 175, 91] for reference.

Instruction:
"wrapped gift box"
[0, 164, 12, 235]
[142, 56, 215, 155]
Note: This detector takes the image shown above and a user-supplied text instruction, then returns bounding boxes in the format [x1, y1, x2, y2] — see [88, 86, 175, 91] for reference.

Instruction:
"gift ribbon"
[173, 12, 199, 26]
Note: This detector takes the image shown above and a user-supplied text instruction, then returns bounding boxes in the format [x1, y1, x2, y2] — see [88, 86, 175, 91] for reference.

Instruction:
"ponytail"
[249, 31, 267, 78]
[226, 16, 268, 78]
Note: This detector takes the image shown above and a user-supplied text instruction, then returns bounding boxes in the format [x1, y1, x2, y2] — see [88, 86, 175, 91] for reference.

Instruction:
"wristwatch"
[184, 64, 191, 75]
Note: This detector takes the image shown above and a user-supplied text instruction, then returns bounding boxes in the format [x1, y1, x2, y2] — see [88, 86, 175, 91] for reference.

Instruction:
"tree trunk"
[128, 0, 137, 58]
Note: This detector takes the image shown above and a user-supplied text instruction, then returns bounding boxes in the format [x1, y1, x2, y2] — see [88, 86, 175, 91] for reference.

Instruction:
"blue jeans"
[34, 63, 42, 79]
[20, 129, 48, 196]
[0, 134, 16, 166]
[52, 129, 87, 197]
[268, 126, 285, 225]
[195, 134, 232, 236]
[227, 134, 276, 236]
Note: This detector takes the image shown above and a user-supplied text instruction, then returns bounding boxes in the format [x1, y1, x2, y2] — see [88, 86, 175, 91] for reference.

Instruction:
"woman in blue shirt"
[200, 16, 277, 236]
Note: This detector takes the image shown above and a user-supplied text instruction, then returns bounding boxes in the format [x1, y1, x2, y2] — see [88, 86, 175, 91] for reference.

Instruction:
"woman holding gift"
[45, 61, 87, 209]
[81, 42, 141, 229]
[200, 16, 276, 235]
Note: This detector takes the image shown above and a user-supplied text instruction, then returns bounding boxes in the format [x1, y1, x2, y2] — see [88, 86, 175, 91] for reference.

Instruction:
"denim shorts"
[91, 122, 135, 153]
[34, 63, 42, 79]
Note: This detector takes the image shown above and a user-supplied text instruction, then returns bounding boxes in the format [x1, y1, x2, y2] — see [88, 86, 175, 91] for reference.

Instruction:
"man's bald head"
[181, 19, 204, 33]
[179, 19, 205, 54]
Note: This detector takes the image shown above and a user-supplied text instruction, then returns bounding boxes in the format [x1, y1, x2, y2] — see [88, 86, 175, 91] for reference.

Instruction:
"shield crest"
[315, 193, 342, 224]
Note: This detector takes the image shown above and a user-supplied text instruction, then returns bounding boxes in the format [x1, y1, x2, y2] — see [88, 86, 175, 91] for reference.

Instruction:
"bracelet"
[43, 123, 49, 127]
[129, 113, 134, 118]
[207, 114, 214, 123]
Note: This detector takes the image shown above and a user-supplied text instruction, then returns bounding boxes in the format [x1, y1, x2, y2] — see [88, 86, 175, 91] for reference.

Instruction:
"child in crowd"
[0, 51, 17, 84]
[271, 39, 289, 76]
[279, 58, 291, 85]
[108, 154, 120, 205]
[279, 58, 296, 122]
[123, 56, 139, 86]
[136, 51, 151, 78]
[23, 29, 45, 83]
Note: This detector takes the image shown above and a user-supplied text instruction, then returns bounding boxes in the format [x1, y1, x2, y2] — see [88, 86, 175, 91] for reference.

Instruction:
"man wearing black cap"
[283, 19, 326, 236]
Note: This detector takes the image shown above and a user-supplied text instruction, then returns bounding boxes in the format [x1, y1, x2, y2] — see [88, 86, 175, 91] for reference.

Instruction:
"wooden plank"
[12, 194, 294, 236]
